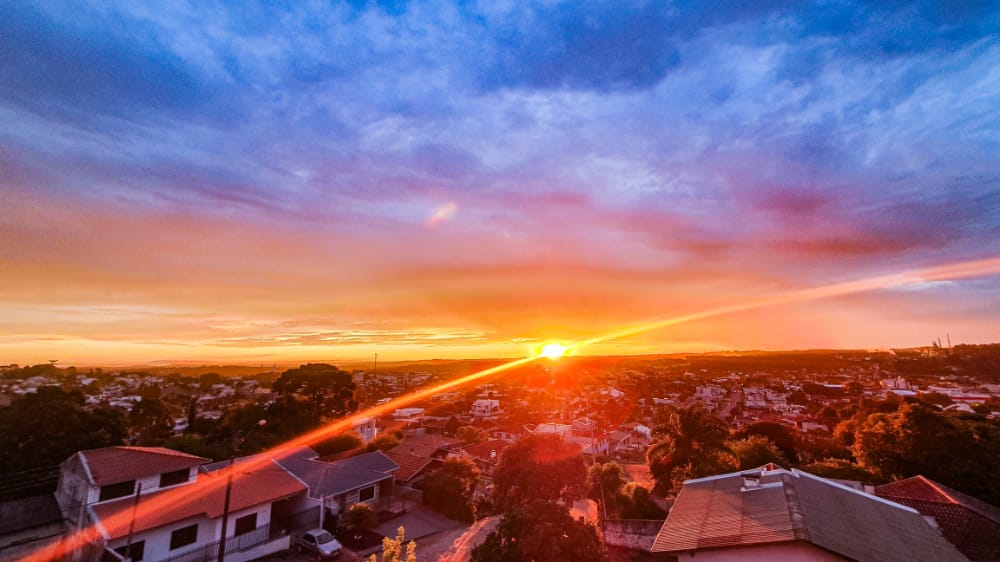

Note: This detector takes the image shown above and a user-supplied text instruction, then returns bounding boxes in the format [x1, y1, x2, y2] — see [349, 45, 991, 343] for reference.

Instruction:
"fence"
[156, 523, 272, 562]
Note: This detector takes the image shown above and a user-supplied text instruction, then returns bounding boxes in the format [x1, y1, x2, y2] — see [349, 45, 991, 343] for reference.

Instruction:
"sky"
[2, 1, 999, 366]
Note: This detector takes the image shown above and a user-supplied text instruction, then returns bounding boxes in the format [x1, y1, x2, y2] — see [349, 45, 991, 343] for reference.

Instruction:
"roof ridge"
[917, 475, 960, 505]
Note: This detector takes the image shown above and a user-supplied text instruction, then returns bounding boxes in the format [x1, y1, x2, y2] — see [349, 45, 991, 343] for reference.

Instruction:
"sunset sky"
[2, 2, 999, 365]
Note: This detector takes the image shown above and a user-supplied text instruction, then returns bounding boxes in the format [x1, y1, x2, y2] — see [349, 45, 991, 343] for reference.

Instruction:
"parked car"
[296, 529, 343, 559]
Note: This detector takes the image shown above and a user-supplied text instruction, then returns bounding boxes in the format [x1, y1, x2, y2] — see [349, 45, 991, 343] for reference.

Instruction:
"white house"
[350, 417, 378, 443]
[470, 399, 501, 418]
[392, 407, 425, 421]
[55, 446, 307, 562]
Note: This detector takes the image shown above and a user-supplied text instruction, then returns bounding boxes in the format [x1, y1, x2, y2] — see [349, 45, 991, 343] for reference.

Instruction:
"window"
[234, 513, 257, 536]
[169, 524, 198, 550]
[114, 540, 144, 561]
[159, 469, 189, 488]
[358, 485, 375, 502]
[99, 480, 135, 502]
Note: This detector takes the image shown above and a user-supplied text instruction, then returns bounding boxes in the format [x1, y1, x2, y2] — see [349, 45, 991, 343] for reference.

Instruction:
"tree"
[367, 526, 415, 562]
[0, 387, 127, 489]
[342, 503, 377, 539]
[646, 406, 735, 494]
[272, 363, 357, 414]
[445, 415, 461, 437]
[492, 434, 587, 511]
[798, 459, 880, 483]
[423, 457, 480, 522]
[737, 421, 800, 463]
[314, 431, 363, 457]
[470, 501, 609, 562]
[456, 425, 488, 444]
[852, 402, 1000, 505]
[620, 484, 667, 520]
[728, 436, 789, 470]
[129, 398, 174, 445]
[366, 433, 400, 452]
[587, 461, 628, 517]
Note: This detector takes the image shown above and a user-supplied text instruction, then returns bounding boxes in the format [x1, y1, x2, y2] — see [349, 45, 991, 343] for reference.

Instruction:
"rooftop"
[76, 447, 208, 486]
[91, 460, 305, 539]
[274, 447, 399, 498]
[652, 466, 966, 561]
[876, 475, 1000, 561]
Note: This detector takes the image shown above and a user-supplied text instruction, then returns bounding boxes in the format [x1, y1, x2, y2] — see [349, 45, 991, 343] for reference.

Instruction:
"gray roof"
[652, 467, 968, 562]
[274, 447, 399, 498]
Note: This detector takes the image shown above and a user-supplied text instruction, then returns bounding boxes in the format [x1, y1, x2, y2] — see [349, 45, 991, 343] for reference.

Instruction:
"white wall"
[107, 514, 213, 562]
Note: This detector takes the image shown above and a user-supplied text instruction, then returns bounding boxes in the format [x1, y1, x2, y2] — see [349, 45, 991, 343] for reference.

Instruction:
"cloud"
[1, 1, 999, 361]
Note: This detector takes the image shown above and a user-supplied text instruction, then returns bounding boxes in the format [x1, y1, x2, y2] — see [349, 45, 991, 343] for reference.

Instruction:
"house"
[56, 446, 306, 562]
[876, 475, 1000, 561]
[651, 465, 966, 561]
[458, 440, 508, 486]
[470, 399, 501, 418]
[273, 448, 399, 521]
[391, 408, 425, 422]
[350, 417, 378, 443]
[381, 434, 464, 486]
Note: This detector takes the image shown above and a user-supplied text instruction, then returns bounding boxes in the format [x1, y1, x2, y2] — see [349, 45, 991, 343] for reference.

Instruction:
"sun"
[539, 342, 570, 360]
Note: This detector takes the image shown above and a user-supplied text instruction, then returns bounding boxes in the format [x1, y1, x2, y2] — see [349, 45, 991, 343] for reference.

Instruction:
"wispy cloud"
[2, 1, 999, 362]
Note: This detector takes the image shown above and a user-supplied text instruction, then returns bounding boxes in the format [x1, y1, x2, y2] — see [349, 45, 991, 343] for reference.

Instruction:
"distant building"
[471, 399, 501, 418]
[651, 465, 966, 561]
[350, 416, 377, 442]
[392, 407, 425, 421]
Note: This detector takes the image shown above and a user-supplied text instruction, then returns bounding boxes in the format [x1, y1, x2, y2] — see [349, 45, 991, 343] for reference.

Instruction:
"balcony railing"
[156, 523, 272, 562]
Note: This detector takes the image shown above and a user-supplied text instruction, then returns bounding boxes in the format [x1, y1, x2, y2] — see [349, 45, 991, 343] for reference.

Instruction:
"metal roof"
[652, 467, 968, 561]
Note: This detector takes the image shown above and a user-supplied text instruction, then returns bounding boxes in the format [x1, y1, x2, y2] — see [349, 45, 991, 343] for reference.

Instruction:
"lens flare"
[539, 342, 569, 359]
[26, 255, 1000, 561]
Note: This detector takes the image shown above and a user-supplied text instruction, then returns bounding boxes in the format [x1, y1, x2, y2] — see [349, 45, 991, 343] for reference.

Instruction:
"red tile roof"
[91, 460, 305, 539]
[876, 475, 1000, 561]
[81, 447, 209, 486]
[460, 440, 507, 463]
[381, 450, 435, 482]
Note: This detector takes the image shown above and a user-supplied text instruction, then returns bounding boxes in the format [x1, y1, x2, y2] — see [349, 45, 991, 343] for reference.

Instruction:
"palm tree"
[646, 406, 735, 494]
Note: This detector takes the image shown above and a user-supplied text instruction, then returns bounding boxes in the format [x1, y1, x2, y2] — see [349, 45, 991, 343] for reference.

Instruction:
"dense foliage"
[471, 501, 609, 562]
[0, 387, 127, 498]
[491, 433, 587, 511]
[422, 457, 480, 522]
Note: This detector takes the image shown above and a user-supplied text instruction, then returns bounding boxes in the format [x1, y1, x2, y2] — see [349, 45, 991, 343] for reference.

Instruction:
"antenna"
[374, 353, 378, 377]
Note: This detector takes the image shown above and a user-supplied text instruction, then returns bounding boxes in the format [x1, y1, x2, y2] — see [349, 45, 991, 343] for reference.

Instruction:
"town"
[2, 343, 999, 561]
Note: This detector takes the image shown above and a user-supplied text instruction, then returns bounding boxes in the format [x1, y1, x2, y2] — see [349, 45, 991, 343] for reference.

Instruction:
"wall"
[601, 519, 663, 551]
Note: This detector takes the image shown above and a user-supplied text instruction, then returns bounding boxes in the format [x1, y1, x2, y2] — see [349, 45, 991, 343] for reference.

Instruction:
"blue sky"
[1, 1, 999, 363]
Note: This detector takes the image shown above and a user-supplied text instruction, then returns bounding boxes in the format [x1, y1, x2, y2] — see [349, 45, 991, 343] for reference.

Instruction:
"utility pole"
[217, 462, 234, 562]
[217, 420, 265, 562]
[123, 483, 142, 561]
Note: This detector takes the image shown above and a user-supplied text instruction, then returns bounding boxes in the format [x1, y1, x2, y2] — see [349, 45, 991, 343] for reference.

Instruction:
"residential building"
[651, 465, 966, 562]
[273, 448, 399, 522]
[470, 399, 501, 418]
[350, 417, 377, 443]
[876, 475, 1000, 561]
[56, 446, 306, 562]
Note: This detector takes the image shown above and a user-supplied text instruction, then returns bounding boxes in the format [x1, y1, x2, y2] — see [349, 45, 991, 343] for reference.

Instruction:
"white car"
[296, 529, 343, 559]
